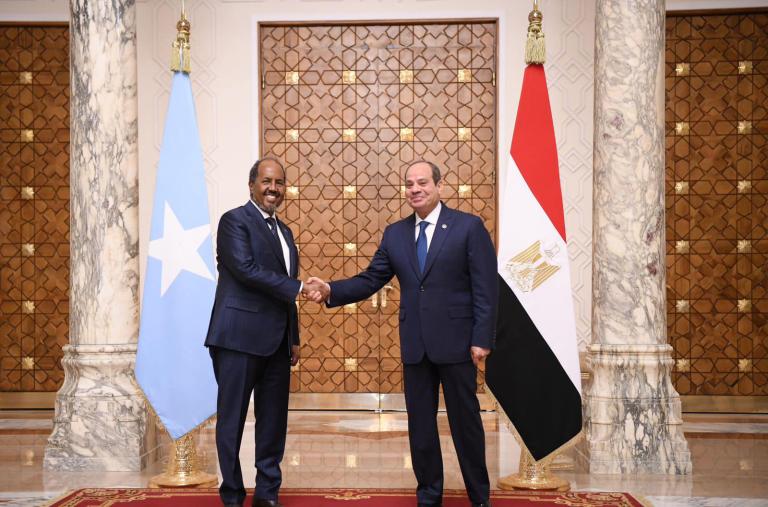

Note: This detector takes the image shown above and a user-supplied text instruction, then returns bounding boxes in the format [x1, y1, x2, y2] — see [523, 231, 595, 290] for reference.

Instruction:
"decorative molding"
[0, 392, 56, 409]
[680, 396, 768, 413]
[544, 0, 595, 351]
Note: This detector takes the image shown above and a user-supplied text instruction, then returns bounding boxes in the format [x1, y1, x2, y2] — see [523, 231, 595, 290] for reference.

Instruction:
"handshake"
[301, 277, 330, 303]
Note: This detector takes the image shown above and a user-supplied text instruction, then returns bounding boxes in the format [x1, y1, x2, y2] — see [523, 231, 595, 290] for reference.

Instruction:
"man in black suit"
[205, 157, 322, 507]
[308, 161, 497, 507]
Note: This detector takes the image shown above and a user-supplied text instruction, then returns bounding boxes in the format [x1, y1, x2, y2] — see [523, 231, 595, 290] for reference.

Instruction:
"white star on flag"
[148, 201, 214, 296]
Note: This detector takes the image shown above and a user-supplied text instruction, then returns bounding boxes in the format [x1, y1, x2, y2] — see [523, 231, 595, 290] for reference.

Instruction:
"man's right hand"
[302, 277, 330, 303]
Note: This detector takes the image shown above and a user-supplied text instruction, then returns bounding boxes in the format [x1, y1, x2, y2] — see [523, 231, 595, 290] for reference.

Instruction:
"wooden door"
[665, 12, 768, 411]
[0, 25, 69, 409]
[260, 22, 497, 407]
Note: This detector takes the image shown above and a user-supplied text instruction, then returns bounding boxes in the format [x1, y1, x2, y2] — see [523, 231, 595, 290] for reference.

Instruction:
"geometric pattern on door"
[0, 25, 70, 394]
[665, 13, 768, 396]
[260, 22, 497, 394]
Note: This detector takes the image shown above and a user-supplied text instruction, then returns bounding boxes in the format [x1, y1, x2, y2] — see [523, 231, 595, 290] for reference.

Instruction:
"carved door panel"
[0, 25, 70, 408]
[665, 13, 768, 407]
[260, 22, 497, 406]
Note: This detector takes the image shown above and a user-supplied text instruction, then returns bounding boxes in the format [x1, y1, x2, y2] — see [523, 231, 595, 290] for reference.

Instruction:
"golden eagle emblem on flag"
[505, 240, 561, 292]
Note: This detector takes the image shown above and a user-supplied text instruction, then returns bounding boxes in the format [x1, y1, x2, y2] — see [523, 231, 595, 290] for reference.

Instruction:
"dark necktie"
[416, 221, 429, 273]
[265, 216, 280, 245]
[266, 217, 289, 275]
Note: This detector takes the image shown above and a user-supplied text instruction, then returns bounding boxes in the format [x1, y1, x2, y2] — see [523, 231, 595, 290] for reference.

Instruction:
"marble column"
[44, 0, 149, 471]
[584, 0, 691, 474]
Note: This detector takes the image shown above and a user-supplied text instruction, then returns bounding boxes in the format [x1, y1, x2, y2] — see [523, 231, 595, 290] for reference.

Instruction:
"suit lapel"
[421, 205, 452, 280]
[402, 214, 421, 278]
[276, 218, 295, 276]
[290, 243, 298, 277]
[244, 201, 288, 273]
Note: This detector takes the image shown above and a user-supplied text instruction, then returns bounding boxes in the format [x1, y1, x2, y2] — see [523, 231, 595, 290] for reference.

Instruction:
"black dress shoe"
[223, 503, 241, 507]
[417, 503, 442, 507]
[252, 499, 283, 507]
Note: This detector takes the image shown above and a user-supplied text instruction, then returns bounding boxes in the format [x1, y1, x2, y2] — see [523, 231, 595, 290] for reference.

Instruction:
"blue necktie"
[416, 221, 429, 273]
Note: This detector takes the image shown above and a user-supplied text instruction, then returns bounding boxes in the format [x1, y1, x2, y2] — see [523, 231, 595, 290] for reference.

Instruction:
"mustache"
[264, 190, 282, 196]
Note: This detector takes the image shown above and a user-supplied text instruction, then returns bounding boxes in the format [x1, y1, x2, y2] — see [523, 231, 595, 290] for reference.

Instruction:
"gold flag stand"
[149, 433, 218, 488]
[498, 447, 570, 492]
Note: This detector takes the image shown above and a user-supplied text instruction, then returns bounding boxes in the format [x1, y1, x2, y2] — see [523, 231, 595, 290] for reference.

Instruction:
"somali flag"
[135, 71, 217, 439]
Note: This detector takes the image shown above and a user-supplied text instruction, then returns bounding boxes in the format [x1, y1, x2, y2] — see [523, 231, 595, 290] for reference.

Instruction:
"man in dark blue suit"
[205, 157, 322, 507]
[309, 161, 497, 507]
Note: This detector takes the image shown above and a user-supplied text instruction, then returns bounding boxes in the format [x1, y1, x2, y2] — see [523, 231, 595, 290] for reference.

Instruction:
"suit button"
[419, 286, 424, 292]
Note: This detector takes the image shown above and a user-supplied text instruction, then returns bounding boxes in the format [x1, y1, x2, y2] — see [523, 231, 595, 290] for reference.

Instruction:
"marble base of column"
[43, 344, 150, 472]
[583, 344, 691, 474]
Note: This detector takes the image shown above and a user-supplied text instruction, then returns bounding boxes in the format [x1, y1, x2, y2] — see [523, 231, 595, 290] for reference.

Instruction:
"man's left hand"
[471, 346, 491, 366]
[291, 345, 300, 366]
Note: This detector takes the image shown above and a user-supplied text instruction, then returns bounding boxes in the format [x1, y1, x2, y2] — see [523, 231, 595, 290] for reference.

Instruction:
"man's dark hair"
[249, 156, 285, 184]
[406, 160, 442, 185]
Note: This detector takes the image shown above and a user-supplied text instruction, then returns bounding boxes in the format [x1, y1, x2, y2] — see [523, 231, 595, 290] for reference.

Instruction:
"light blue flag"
[135, 71, 217, 440]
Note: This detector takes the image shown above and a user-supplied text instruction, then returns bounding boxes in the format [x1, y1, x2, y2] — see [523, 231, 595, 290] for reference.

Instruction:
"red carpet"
[48, 488, 648, 506]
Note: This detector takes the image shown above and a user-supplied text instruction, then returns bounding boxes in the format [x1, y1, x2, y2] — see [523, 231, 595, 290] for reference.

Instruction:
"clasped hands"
[301, 276, 330, 303]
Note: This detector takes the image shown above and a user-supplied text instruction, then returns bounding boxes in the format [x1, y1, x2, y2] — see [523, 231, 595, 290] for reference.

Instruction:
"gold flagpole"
[170, 0, 191, 73]
[148, 5, 217, 488]
[497, 3, 571, 490]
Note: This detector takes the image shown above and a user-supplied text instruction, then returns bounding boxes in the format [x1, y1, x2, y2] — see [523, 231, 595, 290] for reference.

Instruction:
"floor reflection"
[0, 411, 766, 506]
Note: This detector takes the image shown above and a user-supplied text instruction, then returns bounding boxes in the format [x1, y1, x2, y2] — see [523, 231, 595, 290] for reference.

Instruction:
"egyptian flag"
[486, 63, 582, 461]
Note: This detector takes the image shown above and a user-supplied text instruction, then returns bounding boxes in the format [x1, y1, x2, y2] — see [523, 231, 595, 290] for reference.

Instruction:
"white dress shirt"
[414, 201, 442, 249]
[251, 200, 291, 274]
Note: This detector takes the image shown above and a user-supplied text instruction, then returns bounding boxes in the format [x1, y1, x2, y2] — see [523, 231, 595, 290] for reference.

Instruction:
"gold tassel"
[524, 4, 546, 65]
[170, 12, 191, 73]
[170, 44, 180, 72]
[525, 31, 545, 65]
[181, 44, 191, 73]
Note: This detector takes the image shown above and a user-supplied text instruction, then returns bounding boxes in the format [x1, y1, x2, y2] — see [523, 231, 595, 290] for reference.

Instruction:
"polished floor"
[0, 410, 766, 506]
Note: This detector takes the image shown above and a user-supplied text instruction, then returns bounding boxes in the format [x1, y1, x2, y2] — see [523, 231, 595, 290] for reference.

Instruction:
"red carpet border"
[47, 488, 650, 506]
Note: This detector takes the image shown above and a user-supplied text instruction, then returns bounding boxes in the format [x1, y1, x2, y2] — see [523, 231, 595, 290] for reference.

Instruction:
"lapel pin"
[442, 224, 447, 229]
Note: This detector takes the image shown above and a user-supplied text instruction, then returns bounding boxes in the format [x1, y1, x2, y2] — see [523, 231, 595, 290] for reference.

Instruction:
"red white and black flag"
[486, 63, 582, 461]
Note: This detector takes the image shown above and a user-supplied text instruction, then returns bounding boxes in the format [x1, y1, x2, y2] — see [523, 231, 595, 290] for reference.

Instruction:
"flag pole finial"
[525, 0, 546, 65]
[170, 5, 191, 73]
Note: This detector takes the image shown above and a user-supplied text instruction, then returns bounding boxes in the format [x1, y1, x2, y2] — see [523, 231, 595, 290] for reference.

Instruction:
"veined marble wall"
[134, 0, 597, 351]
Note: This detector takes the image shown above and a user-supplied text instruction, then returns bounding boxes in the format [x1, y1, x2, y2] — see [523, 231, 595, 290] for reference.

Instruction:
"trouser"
[210, 337, 290, 505]
[403, 357, 490, 505]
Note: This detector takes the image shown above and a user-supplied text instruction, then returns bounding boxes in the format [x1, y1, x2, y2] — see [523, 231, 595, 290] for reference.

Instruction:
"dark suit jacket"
[328, 204, 497, 364]
[205, 201, 301, 356]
